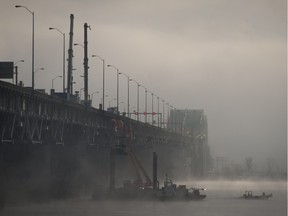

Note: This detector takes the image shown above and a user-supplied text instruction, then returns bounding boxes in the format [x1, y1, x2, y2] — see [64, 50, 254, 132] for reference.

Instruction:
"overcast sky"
[0, 0, 287, 169]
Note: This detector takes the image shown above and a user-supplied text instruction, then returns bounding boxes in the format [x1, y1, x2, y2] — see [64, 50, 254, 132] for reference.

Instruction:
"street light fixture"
[107, 64, 119, 113]
[129, 106, 136, 113]
[34, 67, 44, 73]
[92, 55, 105, 110]
[15, 5, 35, 89]
[74, 43, 84, 48]
[14, 60, 24, 85]
[52, 75, 62, 89]
[15, 60, 24, 64]
[49, 27, 65, 92]
[91, 91, 99, 99]
[33, 67, 44, 88]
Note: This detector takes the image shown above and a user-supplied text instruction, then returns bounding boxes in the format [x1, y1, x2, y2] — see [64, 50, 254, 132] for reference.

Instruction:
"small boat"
[187, 187, 207, 200]
[158, 176, 206, 200]
[242, 191, 272, 200]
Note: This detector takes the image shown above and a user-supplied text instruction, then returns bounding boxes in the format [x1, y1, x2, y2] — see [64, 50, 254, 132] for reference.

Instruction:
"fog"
[2, 180, 287, 216]
[0, 0, 287, 169]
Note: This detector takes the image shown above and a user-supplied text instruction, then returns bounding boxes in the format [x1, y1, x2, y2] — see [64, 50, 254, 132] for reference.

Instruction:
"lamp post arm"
[15, 5, 34, 89]
[107, 64, 119, 112]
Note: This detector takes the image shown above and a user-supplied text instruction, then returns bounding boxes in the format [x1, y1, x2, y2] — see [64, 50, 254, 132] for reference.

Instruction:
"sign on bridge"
[0, 62, 14, 79]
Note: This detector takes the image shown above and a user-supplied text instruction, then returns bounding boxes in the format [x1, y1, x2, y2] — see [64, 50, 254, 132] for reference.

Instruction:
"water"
[1, 180, 287, 216]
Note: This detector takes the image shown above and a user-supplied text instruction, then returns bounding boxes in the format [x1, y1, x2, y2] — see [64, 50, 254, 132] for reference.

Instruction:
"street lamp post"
[49, 27, 65, 92]
[92, 55, 105, 110]
[100, 94, 109, 110]
[34, 67, 44, 88]
[119, 101, 124, 113]
[139, 85, 148, 123]
[157, 96, 160, 127]
[137, 83, 140, 121]
[109, 98, 116, 107]
[171, 106, 175, 132]
[167, 102, 170, 129]
[52, 75, 62, 89]
[119, 72, 129, 117]
[129, 106, 136, 117]
[145, 88, 148, 123]
[14, 60, 24, 85]
[91, 91, 99, 107]
[170, 105, 174, 132]
[162, 99, 165, 129]
[130, 79, 140, 121]
[148, 91, 154, 125]
[107, 65, 119, 113]
[80, 88, 85, 100]
[15, 5, 34, 89]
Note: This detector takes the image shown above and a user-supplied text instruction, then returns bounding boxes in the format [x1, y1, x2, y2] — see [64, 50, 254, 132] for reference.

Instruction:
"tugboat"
[187, 187, 207, 200]
[158, 177, 176, 199]
[242, 191, 272, 200]
[158, 175, 206, 200]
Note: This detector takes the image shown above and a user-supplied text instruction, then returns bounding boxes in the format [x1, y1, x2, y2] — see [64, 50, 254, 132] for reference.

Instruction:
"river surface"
[2, 180, 287, 216]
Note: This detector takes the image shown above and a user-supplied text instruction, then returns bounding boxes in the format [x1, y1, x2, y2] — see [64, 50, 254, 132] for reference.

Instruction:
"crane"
[110, 118, 152, 190]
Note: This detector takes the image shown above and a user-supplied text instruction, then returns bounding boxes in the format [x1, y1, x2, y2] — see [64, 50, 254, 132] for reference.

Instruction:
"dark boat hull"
[242, 194, 272, 200]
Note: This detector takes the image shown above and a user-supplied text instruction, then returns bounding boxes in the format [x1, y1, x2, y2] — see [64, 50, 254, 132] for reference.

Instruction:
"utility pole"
[151, 92, 154, 125]
[67, 14, 74, 97]
[83, 23, 90, 105]
[145, 88, 147, 123]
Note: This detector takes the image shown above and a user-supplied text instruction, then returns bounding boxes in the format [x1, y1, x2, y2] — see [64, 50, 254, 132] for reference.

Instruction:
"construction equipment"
[109, 118, 153, 191]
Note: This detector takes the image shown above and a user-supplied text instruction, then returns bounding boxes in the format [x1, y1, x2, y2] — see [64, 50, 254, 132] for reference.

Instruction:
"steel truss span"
[0, 80, 210, 202]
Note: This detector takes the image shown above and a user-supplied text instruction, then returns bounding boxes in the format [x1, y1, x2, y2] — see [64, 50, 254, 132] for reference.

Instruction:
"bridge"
[0, 11, 210, 200]
[0, 80, 210, 201]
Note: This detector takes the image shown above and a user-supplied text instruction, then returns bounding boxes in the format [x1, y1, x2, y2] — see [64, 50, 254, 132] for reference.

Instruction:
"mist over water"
[2, 180, 286, 216]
